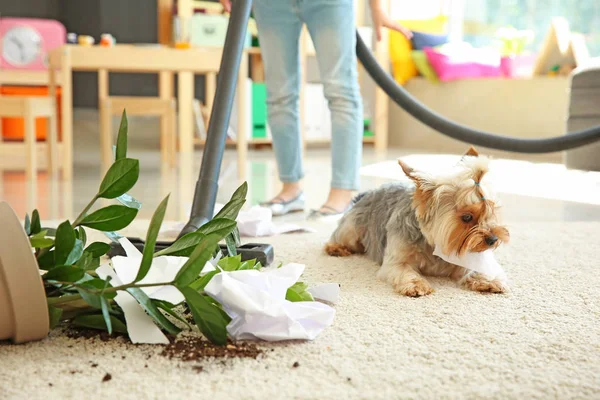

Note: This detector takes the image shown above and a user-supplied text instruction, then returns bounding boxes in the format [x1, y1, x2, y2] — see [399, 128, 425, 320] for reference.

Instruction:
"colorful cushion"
[411, 31, 449, 50]
[388, 16, 448, 84]
[423, 43, 502, 82]
[411, 50, 440, 83]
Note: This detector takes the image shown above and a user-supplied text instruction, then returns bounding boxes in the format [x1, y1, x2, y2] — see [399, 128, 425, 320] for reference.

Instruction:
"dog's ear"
[398, 159, 419, 183]
[463, 146, 479, 157]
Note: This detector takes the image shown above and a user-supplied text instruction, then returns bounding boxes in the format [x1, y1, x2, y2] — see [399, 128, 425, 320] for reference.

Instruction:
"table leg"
[159, 71, 174, 165]
[24, 102, 37, 184]
[178, 71, 194, 154]
[236, 52, 249, 181]
[47, 66, 59, 178]
[98, 69, 111, 172]
[60, 48, 74, 181]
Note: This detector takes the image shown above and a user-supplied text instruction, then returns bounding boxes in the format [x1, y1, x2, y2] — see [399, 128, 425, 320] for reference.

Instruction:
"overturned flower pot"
[0, 201, 49, 344]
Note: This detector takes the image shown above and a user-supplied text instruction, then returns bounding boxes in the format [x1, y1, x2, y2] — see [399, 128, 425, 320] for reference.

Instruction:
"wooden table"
[48, 44, 249, 180]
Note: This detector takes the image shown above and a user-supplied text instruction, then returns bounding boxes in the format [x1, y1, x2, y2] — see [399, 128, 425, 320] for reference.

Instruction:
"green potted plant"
[1, 111, 317, 345]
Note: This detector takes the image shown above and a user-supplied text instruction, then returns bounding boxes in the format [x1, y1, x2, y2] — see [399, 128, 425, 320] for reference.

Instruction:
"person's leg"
[301, 0, 363, 213]
[252, 0, 304, 205]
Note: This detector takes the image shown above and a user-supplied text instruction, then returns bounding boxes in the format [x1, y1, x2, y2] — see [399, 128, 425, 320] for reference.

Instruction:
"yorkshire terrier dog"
[324, 147, 510, 297]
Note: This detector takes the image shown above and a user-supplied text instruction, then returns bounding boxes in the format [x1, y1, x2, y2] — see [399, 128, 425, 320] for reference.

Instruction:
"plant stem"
[73, 194, 99, 227]
[47, 293, 82, 305]
[48, 280, 176, 296]
[103, 280, 175, 294]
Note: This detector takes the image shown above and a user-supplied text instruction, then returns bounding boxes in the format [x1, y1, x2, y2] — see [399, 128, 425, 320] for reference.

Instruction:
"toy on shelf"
[532, 17, 590, 76]
[100, 33, 116, 47]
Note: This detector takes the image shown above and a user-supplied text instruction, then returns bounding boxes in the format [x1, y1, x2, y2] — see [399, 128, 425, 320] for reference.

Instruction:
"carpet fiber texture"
[1, 220, 599, 399]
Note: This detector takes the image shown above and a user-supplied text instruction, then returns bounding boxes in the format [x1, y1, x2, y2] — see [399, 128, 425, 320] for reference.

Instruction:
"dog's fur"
[324, 147, 510, 297]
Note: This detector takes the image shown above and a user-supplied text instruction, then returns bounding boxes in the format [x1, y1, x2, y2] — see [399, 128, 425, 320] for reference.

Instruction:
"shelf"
[0, 70, 62, 86]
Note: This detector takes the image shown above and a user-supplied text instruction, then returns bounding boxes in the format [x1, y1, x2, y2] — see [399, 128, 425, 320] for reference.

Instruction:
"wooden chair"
[97, 70, 178, 172]
[0, 94, 59, 181]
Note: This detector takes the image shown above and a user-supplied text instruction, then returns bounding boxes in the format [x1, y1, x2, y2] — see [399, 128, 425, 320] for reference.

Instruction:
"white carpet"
[1, 220, 600, 399]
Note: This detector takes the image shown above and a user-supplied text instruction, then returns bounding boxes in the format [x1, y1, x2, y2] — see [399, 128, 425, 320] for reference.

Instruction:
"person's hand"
[370, 1, 413, 41]
[219, 0, 232, 13]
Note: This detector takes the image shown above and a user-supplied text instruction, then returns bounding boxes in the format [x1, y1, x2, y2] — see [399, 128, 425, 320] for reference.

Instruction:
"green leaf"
[198, 218, 237, 237]
[30, 236, 54, 249]
[76, 278, 116, 309]
[126, 288, 181, 335]
[238, 259, 256, 270]
[37, 250, 55, 268]
[54, 221, 76, 265]
[231, 182, 248, 202]
[253, 261, 263, 270]
[24, 213, 31, 235]
[116, 192, 142, 210]
[97, 158, 140, 199]
[44, 266, 85, 282]
[75, 252, 93, 269]
[232, 227, 241, 246]
[84, 242, 112, 258]
[214, 199, 245, 221]
[79, 205, 138, 231]
[42, 227, 57, 237]
[285, 282, 314, 302]
[100, 297, 112, 335]
[174, 233, 221, 288]
[189, 270, 219, 291]
[153, 299, 192, 329]
[225, 234, 237, 257]
[154, 218, 236, 257]
[180, 287, 228, 345]
[154, 231, 204, 257]
[65, 239, 84, 265]
[79, 279, 117, 300]
[217, 255, 242, 272]
[30, 209, 41, 235]
[72, 314, 128, 334]
[78, 227, 87, 247]
[115, 109, 128, 161]
[48, 305, 63, 329]
[136, 195, 169, 282]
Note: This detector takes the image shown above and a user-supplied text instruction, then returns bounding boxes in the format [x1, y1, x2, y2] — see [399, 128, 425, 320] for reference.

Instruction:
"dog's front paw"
[395, 278, 434, 297]
[463, 275, 507, 294]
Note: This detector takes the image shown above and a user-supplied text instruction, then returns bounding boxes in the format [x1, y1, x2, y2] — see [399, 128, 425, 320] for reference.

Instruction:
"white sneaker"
[260, 192, 305, 216]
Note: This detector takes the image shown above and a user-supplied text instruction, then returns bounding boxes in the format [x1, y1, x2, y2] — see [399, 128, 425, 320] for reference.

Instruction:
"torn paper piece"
[433, 245, 505, 278]
[308, 283, 340, 304]
[204, 263, 336, 341]
[97, 263, 170, 345]
[236, 206, 316, 237]
[109, 238, 188, 304]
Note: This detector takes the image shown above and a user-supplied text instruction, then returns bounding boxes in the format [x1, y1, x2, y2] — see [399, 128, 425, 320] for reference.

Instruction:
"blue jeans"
[252, 0, 363, 190]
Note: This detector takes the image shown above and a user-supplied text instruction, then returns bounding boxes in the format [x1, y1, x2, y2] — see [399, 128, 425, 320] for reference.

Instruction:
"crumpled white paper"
[204, 263, 336, 341]
[160, 204, 316, 238]
[96, 238, 192, 344]
[433, 244, 504, 278]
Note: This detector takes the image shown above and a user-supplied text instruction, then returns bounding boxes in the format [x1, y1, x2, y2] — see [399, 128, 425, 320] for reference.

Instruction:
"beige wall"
[387, 77, 570, 163]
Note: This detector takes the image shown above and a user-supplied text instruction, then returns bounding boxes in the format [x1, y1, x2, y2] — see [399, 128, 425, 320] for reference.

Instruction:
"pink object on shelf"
[423, 45, 502, 82]
[500, 54, 536, 78]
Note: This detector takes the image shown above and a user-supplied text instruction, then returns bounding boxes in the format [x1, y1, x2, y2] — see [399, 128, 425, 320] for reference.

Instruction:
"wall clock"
[0, 17, 66, 70]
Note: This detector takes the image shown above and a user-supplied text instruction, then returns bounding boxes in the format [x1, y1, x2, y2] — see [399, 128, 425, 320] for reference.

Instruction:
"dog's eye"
[461, 214, 473, 223]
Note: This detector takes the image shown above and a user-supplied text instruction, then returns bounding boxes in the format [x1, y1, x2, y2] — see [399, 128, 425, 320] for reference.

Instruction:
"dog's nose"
[485, 235, 498, 246]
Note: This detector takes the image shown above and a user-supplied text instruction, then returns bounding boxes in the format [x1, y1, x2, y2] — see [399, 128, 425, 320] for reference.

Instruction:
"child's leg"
[252, 0, 304, 199]
[301, 0, 363, 211]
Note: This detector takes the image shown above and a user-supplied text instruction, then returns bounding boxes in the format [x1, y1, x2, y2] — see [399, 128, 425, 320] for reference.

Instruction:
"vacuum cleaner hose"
[355, 32, 600, 154]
